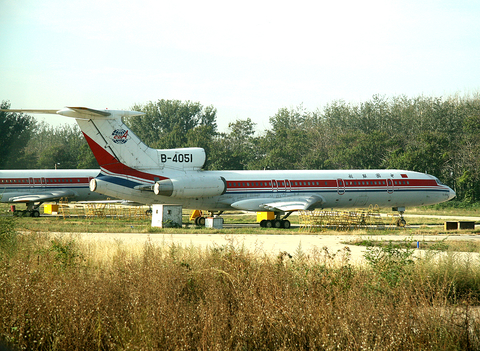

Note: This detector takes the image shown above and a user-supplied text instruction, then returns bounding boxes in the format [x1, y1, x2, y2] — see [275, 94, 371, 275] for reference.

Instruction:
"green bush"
[364, 239, 415, 287]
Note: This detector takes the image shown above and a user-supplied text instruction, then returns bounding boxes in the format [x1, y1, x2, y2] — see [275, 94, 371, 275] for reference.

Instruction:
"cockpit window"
[434, 177, 445, 186]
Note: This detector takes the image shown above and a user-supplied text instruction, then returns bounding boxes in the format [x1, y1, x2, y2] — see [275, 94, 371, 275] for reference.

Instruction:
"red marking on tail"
[83, 133, 166, 182]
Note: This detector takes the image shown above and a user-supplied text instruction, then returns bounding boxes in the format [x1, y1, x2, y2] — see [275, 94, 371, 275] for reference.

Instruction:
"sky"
[1, 0, 479, 133]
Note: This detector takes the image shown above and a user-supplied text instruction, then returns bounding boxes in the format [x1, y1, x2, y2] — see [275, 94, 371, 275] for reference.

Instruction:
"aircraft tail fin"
[61, 108, 207, 174]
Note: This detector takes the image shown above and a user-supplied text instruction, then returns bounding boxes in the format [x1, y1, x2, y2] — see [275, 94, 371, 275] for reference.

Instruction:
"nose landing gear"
[393, 207, 407, 227]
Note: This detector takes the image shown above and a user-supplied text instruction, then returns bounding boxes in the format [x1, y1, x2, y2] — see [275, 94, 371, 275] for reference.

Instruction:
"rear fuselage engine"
[154, 175, 226, 198]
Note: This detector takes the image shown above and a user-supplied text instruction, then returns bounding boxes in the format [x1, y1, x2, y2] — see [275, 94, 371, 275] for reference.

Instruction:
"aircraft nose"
[448, 187, 456, 200]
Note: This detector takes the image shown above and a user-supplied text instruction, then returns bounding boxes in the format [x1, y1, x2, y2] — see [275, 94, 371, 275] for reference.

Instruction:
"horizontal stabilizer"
[0, 109, 60, 114]
[59, 107, 111, 118]
[0, 107, 144, 119]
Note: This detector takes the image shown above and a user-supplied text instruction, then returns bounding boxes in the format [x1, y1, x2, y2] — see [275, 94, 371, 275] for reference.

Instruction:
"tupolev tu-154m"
[1, 107, 456, 228]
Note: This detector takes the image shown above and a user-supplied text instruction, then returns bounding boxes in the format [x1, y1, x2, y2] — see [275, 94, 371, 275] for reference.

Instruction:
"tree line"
[1, 94, 479, 203]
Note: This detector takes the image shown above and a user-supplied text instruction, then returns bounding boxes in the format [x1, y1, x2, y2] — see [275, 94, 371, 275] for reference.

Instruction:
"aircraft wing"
[5, 190, 76, 203]
[230, 195, 325, 212]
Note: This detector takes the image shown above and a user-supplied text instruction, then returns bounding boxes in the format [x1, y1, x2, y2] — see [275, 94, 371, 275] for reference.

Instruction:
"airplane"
[1, 107, 456, 227]
[0, 169, 112, 217]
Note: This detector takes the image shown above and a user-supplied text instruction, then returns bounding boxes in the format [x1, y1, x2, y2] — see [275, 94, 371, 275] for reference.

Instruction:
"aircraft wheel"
[273, 219, 283, 228]
[397, 218, 406, 227]
[31, 210, 40, 218]
[196, 216, 206, 226]
[283, 220, 291, 229]
[265, 220, 273, 228]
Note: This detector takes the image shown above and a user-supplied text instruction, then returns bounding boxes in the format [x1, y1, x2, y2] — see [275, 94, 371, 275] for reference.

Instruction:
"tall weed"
[0, 233, 479, 350]
[0, 217, 17, 259]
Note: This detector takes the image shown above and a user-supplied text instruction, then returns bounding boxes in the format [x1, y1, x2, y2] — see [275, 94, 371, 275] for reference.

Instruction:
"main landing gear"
[194, 216, 206, 226]
[193, 211, 224, 226]
[259, 211, 292, 229]
[12, 202, 42, 217]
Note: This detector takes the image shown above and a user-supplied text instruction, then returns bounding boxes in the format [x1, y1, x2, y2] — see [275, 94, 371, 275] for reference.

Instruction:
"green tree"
[255, 106, 322, 170]
[209, 118, 257, 170]
[385, 131, 451, 178]
[127, 100, 218, 149]
[325, 131, 394, 169]
[0, 101, 36, 168]
[77, 143, 99, 169]
[454, 111, 480, 202]
[25, 122, 91, 169]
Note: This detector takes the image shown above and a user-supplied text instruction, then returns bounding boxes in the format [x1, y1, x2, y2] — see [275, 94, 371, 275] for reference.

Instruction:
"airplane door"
[29, 177, 41, 188]
[387, 179, 394, 194]
[41, 177, 46, 188]
[272, 180, 278, 192]
[337, 179, 345, 195]
[285, 179, 291, 192]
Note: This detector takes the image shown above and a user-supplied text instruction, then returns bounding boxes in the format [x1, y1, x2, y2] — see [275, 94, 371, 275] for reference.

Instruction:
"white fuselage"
[93, 168, 455, 212]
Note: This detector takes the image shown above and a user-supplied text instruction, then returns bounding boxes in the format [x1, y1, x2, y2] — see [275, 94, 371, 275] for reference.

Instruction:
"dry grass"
[1, 218, 480, 350]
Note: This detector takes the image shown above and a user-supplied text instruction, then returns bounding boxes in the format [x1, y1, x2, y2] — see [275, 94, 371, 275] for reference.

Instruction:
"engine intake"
[154, 175, 226, 198]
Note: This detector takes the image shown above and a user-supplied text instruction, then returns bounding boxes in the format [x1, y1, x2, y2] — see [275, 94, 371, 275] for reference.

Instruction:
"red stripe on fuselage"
[83, 133, 165, 182]
[225, 178, 439, 190]
[0, 178, 90, 185]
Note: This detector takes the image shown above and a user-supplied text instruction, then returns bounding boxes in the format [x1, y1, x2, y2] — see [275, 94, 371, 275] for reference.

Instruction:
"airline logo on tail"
[112, 129, 129, 144]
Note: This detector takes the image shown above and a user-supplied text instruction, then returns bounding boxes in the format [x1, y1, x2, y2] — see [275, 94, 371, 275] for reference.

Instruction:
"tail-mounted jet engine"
[154, 175, 227, 198]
